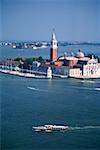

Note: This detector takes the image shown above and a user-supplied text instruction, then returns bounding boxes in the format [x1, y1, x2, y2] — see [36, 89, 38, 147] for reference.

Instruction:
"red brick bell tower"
[50, 30, 58, 62]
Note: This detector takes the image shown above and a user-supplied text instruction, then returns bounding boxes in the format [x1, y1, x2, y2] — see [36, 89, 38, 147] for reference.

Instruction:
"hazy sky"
[1, 0, 100, 41]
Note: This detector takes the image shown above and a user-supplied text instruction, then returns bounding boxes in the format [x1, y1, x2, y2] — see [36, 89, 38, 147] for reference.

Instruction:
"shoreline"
[69, 75, 100, 79]
[0, 69, 100, 80]
[0, 69, 47, 79]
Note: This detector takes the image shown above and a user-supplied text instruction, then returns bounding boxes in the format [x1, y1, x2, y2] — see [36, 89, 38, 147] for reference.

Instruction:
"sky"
[1, 0, 100, 42]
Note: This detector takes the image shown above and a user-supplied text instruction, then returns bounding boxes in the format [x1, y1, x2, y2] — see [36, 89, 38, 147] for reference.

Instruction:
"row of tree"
[14, 56, 44, 69]
[14, 56, 44, 64]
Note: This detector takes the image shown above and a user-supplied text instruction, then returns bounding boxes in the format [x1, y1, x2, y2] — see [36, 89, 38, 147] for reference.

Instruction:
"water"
[1, 45, 100, 149]
[0, 45, 100, 60]
[1, 73, 100, 150]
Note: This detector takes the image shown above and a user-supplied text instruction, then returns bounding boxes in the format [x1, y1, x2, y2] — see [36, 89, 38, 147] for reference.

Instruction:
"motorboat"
[33, 126, 47, 131]
[32, 124, 69, 132]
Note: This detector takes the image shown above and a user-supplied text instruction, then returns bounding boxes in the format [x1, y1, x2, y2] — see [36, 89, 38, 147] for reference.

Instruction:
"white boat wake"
[69, 126, 100, 130]
[27, 86, 100, 93]
[27, 87, 39, 90]
[94, 88, 100, 91]
[81, 80, 95, 83]
[69, 86, 100, 91]
[27, 86, 48, 92]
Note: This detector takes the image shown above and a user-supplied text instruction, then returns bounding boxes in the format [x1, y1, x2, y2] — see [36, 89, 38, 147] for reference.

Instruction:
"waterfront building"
[58, 55, 78, 67]
[68, 52, 100, 78]
[82, 56, 100, 76]
[49, 34, 100, 78]
[49, 31, 100, 78]
[68, 68, 81, 77]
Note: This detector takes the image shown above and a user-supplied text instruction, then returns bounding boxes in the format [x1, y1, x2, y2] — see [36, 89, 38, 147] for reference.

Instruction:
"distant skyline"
[1, 0, 100, 42]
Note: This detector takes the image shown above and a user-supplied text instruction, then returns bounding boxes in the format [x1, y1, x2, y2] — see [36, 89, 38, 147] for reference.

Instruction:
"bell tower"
[50, 30, 58, 62]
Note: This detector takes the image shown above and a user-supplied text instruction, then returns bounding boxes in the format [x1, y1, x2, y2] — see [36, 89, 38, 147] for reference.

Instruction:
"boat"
[32, 45, 48, 50]
[32, 124, 69, 132]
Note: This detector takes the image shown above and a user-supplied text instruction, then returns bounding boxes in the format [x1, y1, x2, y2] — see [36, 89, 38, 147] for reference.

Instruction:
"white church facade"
[83, 57, 100, 76]
[68, 53, 100, 78]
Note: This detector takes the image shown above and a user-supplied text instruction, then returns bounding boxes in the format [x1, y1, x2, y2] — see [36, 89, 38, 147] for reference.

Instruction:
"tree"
[14, 57, 23, 62]
[37, 56, 44, 62]
[24, 58, 33, 65]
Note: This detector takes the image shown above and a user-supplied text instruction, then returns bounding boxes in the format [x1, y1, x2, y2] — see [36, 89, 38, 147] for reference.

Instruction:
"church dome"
[76, 49, 84, 58]
[88, 55, 97, 64]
